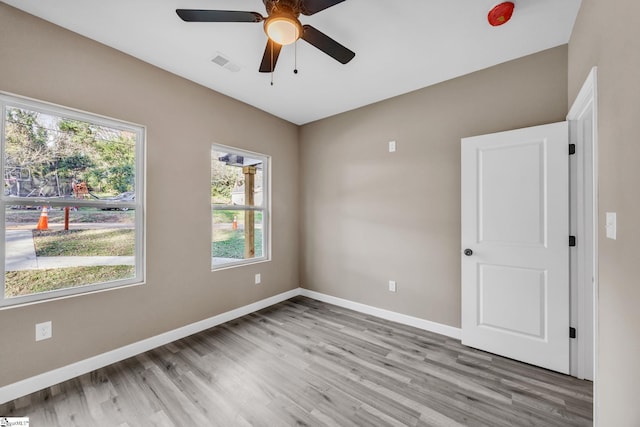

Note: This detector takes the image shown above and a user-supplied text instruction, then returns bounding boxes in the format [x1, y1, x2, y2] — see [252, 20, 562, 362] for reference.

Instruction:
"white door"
[461, 122, 569, 374]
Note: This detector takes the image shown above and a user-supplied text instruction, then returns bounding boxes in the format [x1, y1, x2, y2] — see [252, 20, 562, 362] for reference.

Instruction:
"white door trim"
[567, 67, 598, 384]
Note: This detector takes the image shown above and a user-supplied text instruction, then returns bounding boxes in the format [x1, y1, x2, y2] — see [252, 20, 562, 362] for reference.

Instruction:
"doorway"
[461, 67, 598, 381]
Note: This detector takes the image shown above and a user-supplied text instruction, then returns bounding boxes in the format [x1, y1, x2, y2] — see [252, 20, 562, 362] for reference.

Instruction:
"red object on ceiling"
[488, 2, 515, 26]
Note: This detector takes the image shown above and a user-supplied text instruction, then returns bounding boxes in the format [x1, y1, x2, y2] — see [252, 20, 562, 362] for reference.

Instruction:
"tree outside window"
[1, 93, 145, 307]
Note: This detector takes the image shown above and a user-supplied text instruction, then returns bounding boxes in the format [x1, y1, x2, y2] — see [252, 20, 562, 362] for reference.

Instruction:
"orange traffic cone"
[36, 206, 49, 230]
[232, 216, 238, 230]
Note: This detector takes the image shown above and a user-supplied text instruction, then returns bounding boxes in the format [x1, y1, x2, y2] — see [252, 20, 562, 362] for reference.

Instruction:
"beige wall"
[0, 4, 299, 387]
[569, 1, 640, 424]
[299, 46, 568, 327]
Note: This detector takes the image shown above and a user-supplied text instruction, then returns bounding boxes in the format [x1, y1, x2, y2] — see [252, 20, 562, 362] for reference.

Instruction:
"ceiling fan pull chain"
[294, 40, 298, 74]
[270, 41, 274, 86]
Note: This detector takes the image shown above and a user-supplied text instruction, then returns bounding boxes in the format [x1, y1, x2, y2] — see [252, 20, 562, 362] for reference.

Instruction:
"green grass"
[33, 229, 135, 256]
[5, 266, 135, 297]
[212, 210, 238, 224]
[212, 210, 263, 224]
[212, 229, 263, 259]
[6, 208, 134, 224]
[211, 209, 265, 260]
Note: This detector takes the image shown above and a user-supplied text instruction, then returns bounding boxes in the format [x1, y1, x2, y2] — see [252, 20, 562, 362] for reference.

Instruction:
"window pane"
[212, 209, 264, 267]
[1, 94, 143, 307]
[4, 205, 136, 298]
[211, 148, 263, 207]
[4, 106, 136, 200]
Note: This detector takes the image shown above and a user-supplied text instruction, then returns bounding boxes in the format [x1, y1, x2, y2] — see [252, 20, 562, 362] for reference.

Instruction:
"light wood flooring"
[0, 296, 593, 426]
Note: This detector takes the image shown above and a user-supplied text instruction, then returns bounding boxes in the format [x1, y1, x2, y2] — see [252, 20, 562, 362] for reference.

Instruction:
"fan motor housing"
[264, 0, 301, 17]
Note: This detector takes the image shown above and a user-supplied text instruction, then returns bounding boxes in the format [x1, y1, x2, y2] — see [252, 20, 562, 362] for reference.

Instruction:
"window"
[211, 145, 269, 269]
[1, 93, 145, 307]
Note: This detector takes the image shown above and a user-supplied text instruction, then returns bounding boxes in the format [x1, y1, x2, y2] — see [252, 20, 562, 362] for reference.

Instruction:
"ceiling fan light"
[265, 16, 301, 45]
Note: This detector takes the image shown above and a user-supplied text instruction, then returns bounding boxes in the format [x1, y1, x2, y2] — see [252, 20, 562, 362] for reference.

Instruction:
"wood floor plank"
[0, 296, 592, 426]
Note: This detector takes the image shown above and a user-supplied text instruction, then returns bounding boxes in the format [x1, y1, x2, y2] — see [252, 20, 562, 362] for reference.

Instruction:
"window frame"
[211, 144, 270, 270]
[0, 92, 146, 308]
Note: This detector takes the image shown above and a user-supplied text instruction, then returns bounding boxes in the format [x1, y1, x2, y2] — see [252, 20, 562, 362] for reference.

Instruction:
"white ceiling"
[3, 0, 581, 125]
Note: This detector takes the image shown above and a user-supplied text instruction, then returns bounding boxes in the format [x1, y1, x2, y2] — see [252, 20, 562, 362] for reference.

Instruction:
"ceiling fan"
[176, 0, 355, 73]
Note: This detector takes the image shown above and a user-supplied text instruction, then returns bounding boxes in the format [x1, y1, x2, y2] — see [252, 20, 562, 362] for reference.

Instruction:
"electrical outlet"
[388, 280, 397, 293]
[388, 140, 396, 153]
[36, 321, 52, 341]
[255, 273, 261, 285]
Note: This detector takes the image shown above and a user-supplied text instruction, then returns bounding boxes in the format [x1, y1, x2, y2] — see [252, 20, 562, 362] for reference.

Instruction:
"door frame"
[567, 67, 598, 385]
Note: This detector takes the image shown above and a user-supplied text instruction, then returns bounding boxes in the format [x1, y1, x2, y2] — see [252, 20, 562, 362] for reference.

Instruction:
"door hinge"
[569, 236, 576, 247]
[569, 144, 576, 155]
[570, 327, 577, 339]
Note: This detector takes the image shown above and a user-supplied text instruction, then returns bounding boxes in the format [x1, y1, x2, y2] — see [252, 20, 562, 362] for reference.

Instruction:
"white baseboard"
[1, 287, 461, 404]
[299, 289, 462, 340]
[0, 288, 300, 404]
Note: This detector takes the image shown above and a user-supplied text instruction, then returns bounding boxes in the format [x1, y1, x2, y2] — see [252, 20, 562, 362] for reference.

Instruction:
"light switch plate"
[606, 212, 617, 240]
[388, 140, 396, 153]
[388, 280, 397, 292]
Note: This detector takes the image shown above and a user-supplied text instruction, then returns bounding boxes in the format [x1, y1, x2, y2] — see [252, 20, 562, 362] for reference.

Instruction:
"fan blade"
[176, 9, 263, 23]
[301, 25, 355, 64]
[300, 0, 346, 16]
[259, 39, 283, 73]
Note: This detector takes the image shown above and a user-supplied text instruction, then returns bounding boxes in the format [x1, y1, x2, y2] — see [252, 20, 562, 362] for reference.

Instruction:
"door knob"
[464, 249, 473, 256]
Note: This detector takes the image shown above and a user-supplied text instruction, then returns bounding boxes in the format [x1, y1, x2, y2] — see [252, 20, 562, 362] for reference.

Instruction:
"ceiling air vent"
[211, 53, 241, 72]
